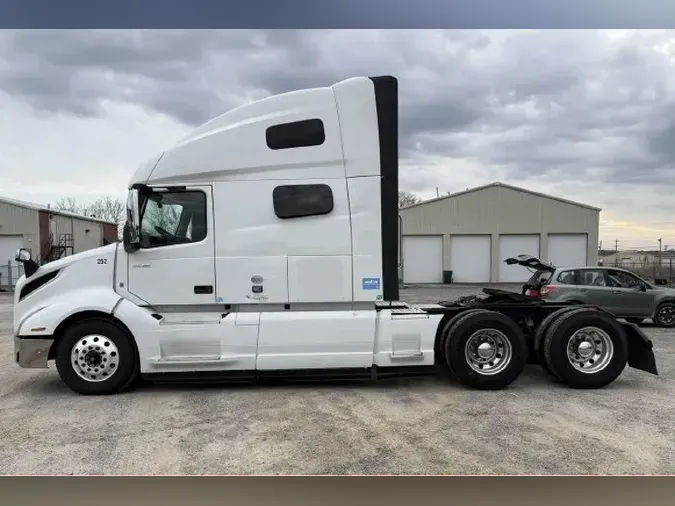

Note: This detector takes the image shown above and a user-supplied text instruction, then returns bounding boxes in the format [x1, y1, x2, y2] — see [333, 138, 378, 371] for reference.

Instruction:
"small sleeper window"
[273, 184, 334, 219]
[266, 119, 325, 150]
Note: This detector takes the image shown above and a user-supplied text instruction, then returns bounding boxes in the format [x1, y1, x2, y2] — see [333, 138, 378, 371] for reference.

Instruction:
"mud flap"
[619, 321, 658, 375]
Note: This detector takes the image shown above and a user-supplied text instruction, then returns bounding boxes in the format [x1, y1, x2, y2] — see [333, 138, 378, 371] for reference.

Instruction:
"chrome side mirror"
[15, 248, 31, 262]
[15, 248, 39, 277]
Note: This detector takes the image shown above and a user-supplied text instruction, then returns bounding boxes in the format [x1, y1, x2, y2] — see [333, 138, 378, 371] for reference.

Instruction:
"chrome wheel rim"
[566, 326, 614, 374]
[657, 306, 675, 326]
[70, 335, 119, 382]
[464, 329, 513, 375]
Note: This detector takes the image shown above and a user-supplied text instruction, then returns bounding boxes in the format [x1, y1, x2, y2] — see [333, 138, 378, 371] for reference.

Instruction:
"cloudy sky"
[0, 29, 673, 249]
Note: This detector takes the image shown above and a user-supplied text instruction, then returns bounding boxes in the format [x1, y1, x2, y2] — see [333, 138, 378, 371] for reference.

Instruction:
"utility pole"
[658, 238, 663, 268]
[435, 187, 440, 198]
[615, 239, 619, 266]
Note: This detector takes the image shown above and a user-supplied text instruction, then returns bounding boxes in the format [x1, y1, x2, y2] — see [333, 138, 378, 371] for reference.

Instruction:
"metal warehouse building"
[399, 182, 600, 284]
[0, 196, 119, 290]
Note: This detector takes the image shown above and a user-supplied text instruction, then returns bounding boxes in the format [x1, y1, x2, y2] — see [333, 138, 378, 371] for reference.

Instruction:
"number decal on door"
[97, 258, 107, 265]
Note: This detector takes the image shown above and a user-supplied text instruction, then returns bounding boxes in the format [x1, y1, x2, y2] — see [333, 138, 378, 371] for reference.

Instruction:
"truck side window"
[266, 119, 325, 150]
[272, 184, 334, 219]
[140, 191, 207, 248]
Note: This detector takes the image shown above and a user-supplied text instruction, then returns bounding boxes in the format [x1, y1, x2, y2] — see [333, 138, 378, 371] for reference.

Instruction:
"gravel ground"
[0, 286, 673, 475]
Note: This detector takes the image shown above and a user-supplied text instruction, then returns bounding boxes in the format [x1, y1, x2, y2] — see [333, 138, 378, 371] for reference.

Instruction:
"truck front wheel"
[55, 318, 140, 395]
[443, 310, 528, 390]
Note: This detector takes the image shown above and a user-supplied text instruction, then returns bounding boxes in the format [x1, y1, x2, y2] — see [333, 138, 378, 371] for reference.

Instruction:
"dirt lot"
[0, 285, 673, 475]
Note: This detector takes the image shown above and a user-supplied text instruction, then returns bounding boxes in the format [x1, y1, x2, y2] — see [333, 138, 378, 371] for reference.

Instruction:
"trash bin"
[443, 270, 453, 284]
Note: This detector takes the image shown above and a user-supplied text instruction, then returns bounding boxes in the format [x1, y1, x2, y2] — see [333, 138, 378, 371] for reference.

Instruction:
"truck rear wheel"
[534, 307, 583, 379]
[55, 318, 139, 395]
[542, 308, 628, 389]
[437, 309, 484, 377]
[443, 310, 527, 390]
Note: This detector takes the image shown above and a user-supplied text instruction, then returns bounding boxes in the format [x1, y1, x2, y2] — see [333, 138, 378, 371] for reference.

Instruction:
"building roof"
[400, 182, 602, 212]
[0, 195, 119, 226]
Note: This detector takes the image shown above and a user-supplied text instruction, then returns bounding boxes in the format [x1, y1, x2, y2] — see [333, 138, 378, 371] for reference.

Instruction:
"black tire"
[437, 309, 485, 377]
[533, 306, 584, 378]
[443, 310, 528, 390]
[542, 308, 628, 389]
[625, 317, 644, 325]
[653, 301, 675, 328]
[55, 318, 139, 395]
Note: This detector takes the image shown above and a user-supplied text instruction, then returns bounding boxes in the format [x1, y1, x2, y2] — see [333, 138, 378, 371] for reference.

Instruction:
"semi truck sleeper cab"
[12, 75, 658, 395]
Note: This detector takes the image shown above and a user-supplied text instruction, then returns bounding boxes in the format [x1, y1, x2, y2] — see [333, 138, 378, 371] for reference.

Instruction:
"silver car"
[505, 254, 675, 327]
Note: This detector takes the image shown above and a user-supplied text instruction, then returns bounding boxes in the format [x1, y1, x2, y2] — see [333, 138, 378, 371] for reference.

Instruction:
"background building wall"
[400, 184, 600, 283]
[0, 200, 39, 259]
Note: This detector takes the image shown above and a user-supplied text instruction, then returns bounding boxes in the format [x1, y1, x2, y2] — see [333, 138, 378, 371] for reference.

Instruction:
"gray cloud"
[2, 29, 675, 198]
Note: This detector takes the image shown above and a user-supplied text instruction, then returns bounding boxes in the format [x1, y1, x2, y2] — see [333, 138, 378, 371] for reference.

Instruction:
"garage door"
[547, 234, 588, 267]
[0, 235, 24, 289]
[0, 235, 24, 265]
[499, 234, 541, 282]
[402, 235, 443, 283]
[450, 235, 491, 283]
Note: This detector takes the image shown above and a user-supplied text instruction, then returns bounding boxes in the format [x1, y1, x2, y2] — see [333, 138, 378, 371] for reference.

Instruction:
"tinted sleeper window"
[273, 184, 334, 219]
[266, 119, 325, 150]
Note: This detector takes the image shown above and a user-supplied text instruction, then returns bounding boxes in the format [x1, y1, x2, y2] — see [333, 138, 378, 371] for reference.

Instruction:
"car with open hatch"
[504, 254, 675, 327]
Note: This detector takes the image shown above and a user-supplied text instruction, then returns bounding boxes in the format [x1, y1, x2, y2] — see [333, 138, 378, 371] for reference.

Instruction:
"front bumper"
[14, 336, 54, 368]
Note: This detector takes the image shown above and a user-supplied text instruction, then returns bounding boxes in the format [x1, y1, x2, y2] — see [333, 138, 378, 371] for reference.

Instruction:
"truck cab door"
[127, 186, 216, 306]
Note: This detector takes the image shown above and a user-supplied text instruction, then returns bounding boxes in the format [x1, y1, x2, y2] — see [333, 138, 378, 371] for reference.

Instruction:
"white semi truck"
[12, 75, 658, 395]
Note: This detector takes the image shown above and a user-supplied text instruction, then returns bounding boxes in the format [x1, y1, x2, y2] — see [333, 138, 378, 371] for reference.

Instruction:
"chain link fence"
[603, 259, 675, 287]
[0, 261, 24, 293]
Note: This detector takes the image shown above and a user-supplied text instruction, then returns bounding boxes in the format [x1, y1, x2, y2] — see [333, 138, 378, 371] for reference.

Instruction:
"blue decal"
[362, 277, 381, 290]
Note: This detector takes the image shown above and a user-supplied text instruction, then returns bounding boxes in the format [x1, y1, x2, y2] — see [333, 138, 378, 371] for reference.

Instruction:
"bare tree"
[54, 197, 126, 239]
[54, 197, 80, 214]
[88, 197, 126, 226]
[398, 191, 420, 208]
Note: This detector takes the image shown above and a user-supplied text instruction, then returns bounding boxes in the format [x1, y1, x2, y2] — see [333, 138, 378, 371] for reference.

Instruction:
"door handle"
[194, 285, 213, 294]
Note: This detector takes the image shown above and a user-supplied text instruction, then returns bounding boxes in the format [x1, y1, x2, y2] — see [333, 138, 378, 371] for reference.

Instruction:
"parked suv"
[504, 254, 675, 327]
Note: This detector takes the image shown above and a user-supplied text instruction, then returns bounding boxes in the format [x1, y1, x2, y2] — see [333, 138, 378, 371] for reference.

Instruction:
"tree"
[398, 191, 420, 208]
[54, 196, 126, 239]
